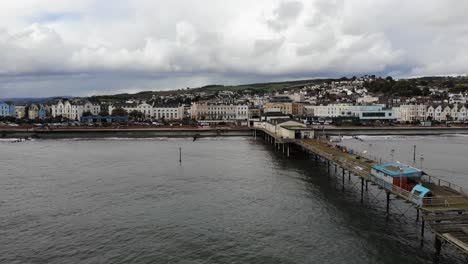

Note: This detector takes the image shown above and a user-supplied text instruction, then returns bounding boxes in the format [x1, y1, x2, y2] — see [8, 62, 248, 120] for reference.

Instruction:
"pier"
[253, 126, 468, 263]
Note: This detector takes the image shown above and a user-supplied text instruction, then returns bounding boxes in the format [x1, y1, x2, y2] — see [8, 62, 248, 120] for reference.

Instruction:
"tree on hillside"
[129, 110, 145, 120]
[82, 111, 93, 117]
[422, 87, 431, 96]
[449, 85, 468, 93]
[420, 80, 429, 86]
[99, 110, 109, 116]
[111, 108, 128, 116]
[443, 80, 455, 88]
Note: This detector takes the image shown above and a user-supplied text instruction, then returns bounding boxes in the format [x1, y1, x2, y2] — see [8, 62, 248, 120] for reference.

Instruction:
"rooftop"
[372, 163, 423, 177]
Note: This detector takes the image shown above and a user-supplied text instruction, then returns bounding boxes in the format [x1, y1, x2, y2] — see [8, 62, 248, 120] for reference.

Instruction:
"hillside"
[90, 75, 468, 101]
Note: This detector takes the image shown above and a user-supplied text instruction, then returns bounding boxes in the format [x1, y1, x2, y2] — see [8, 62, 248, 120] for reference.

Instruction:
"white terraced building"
[426, 104, 467, 122]
[108, 103, 184, 120]
[154, 107, 184, 120]
[311, 104, 394, 121]
[391, 104, 467, 122]
[51, 100, 101, 120]
[392, 104, 427, 122]
[190, 103, 249, 121]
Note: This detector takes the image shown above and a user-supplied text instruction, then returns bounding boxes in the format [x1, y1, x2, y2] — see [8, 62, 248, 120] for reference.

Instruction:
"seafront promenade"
[0, 127, 251, 139]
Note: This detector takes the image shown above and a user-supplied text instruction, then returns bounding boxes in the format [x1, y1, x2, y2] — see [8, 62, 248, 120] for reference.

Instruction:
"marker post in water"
[179, 147, 182, 163]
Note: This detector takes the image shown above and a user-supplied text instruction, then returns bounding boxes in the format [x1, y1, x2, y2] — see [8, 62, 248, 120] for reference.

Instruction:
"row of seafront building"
[0, 100, 251, 123]
[1, 97, 467, 124]
[0, 102, 47, 119]
[260, 97, 468, 123]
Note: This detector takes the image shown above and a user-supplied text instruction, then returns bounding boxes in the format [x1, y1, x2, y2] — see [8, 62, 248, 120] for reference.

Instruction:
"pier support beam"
[365, 181, 369, 191]
[342, 168, 345, 192]
[360, 178, 364, 203]
[348, 171, 351, 181]
[421, 219, 425, 246]
[416, 208, 420, 222]
[287, 145, 290, 157]
[386, 192, 390, 221]
[433, 236, 442, 264]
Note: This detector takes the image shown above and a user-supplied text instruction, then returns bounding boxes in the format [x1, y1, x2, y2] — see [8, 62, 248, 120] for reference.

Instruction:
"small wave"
[451, 134, 468, 138]
[0, 138, 21, 142]
[0, 138, 34, 143]
[355, 135, 406, 140]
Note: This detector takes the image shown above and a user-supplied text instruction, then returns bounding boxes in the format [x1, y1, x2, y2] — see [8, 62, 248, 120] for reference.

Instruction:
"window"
[362, 112, 386, 117]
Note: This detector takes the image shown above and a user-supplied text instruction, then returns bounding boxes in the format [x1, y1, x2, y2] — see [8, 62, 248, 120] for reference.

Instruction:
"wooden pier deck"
[254, 127, 468, 262]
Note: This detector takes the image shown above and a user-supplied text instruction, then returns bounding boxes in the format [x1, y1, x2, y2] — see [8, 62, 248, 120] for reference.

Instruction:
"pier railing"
[422, 196, 468, 209]
[369, 175, 421, 204]
[421, 175, 467, 195]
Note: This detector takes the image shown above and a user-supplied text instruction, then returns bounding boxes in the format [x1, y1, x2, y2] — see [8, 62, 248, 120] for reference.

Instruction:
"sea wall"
[2, 127, 468, 139]
[0, 128, 252, 139]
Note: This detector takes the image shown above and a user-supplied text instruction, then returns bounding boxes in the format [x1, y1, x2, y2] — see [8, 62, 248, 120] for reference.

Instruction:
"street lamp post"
[420, 154, 424, 171]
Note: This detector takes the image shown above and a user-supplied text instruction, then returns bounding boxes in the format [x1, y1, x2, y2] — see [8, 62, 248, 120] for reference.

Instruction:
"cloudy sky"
[1, 0, 467, 97]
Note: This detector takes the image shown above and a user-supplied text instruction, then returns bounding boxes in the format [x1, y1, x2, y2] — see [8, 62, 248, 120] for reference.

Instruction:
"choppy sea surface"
[0, 137, 466, 264]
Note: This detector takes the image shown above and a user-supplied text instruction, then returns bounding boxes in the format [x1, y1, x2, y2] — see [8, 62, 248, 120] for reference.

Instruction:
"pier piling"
[421, 219, 425, 246]
[360, 178, 364, 203]
[386, 192, 390, 221]
[342, 169, 345, 192]
[434, 236, 442, 264]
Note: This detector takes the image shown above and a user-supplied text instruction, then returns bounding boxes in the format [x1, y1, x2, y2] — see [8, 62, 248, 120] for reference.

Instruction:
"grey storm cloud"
[0, 0, 468, 97]
[265, 1, 304, 32]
